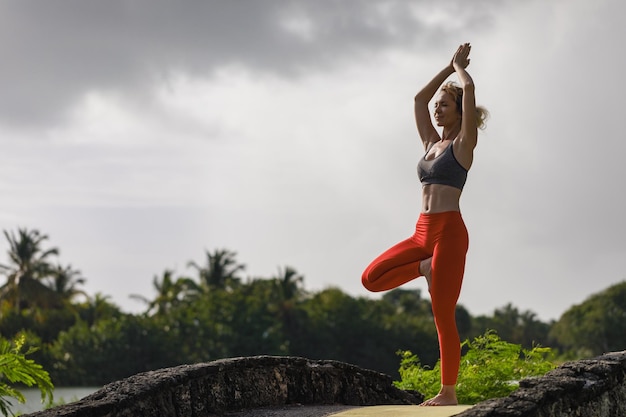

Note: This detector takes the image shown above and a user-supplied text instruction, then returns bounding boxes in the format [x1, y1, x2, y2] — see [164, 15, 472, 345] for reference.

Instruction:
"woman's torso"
[419, 139, 471, 213]
[421, 184, 462, 213]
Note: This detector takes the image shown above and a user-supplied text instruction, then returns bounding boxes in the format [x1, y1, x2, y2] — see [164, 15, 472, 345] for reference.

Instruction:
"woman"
[361, 43, 487, 406]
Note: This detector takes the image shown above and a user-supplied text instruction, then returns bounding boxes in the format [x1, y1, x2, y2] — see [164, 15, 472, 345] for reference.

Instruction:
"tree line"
[0, 227, 625, 387]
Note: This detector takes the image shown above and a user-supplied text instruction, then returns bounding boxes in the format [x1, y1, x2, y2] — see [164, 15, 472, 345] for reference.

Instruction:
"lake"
[8, 387, 100, 415]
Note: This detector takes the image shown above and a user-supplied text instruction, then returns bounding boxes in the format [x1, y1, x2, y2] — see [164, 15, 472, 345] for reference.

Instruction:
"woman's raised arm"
[452, 43, 478, 150]
[414, 65, 454, 150]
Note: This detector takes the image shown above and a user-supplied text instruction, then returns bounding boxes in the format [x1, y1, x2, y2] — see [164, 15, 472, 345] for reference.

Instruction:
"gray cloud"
[2, 0, 624, 321]
[1, 0, 509, 127]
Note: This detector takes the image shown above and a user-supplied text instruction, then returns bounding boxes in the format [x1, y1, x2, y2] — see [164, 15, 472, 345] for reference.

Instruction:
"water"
[8, 387, 99, 415]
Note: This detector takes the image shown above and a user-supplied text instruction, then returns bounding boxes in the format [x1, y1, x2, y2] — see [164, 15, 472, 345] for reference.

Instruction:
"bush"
[394, 330, 555, 404]
[0, 334, 54, 416]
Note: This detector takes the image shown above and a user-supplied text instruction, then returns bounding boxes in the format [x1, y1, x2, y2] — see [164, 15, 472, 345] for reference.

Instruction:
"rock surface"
[455, 350, 626, 417]
[23, 351, 626, 417]
[24, 356, 422, 417]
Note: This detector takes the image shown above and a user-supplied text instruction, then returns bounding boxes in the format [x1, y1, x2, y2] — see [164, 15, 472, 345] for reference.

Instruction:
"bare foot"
[420, 385, 458, 406]
[419, 257, 433, 290]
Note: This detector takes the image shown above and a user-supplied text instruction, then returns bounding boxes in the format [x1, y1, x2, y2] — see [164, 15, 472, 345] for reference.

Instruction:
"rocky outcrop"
[456, 350, 626, 417]
[24, 351, 626, 417]
[24, 356, 422, 417]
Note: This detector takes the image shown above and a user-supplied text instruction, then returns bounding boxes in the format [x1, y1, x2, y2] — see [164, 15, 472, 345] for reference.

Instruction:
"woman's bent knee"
[361, 273, 383, 292]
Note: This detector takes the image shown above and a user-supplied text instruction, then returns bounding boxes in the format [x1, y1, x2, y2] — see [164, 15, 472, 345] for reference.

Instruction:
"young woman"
[361, 43, 488, 406]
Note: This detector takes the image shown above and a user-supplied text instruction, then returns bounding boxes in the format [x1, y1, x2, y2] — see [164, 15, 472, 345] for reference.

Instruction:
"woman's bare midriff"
[421, 184, 462, 213]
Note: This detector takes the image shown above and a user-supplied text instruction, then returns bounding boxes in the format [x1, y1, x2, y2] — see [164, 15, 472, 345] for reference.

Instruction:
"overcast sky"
[1, 0, 624, 322]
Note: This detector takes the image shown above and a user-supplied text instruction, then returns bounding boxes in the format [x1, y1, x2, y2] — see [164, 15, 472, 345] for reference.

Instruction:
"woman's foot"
[419, 257, 433, 290]
[420, 385, 458, 406]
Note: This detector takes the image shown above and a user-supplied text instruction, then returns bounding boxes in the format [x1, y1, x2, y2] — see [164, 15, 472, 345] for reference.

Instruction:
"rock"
[454, 350, 626, 417]
[23, 350, 626, 417]
[24, 356, 422, 417]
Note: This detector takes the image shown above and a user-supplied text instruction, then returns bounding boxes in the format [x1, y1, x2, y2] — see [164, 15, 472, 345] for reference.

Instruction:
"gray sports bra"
[417, 141, 468, 190]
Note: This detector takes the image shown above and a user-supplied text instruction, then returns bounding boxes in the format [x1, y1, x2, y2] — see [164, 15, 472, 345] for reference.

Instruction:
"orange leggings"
[361, 211, 469, 385]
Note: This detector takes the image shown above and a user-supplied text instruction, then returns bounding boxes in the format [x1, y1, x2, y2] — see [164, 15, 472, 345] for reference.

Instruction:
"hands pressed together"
[451, 43, 471, 71]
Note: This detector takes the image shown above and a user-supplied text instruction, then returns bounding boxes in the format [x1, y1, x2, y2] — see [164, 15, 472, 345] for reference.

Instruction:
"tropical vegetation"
[395, 331, 555, 404]
[0, 227, 624, 400]
[0, 333, 53, 416]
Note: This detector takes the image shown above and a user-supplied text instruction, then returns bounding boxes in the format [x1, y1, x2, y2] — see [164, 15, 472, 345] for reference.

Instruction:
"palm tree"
[187, 249, 245, 291]
[131, 269, 200, 315]
[270, 266, 306, 352]
[78, 293, 121, 326]
[0, 228, 61, 311]
[272, 266, 305, 307]
[47, 264, 88, 304]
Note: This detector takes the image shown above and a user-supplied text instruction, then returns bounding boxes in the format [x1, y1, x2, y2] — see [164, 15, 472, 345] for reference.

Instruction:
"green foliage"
[395, 331, 555, 404]
[0, 334, 54, 417]
[470, 303, 552, 350]
[1, 227, 624, 389]
[49, 315, 181, 386]
[550, 281, 626, 358]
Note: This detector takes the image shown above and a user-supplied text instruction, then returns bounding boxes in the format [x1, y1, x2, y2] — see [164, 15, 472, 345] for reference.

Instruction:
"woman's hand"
[451, 43, 471, 71]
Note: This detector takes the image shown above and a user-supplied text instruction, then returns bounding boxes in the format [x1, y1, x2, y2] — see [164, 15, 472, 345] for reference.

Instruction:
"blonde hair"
[440, 81, 489, 130]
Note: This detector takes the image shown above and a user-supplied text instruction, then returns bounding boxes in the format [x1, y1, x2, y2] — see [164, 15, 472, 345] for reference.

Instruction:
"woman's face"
[433, 92, 461, 128]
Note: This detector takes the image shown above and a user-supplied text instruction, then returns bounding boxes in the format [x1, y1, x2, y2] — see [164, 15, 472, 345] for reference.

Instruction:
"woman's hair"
[440, 81, 489, 130]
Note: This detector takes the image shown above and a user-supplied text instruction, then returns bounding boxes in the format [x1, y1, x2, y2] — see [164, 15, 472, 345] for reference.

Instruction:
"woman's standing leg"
[422, 213, 469, 405]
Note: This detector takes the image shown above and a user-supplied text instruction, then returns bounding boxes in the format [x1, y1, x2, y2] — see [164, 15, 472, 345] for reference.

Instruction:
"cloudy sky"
[1, 0, 624, 322]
